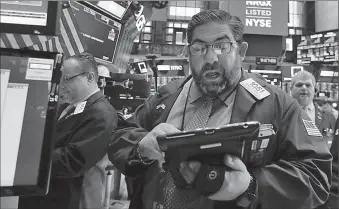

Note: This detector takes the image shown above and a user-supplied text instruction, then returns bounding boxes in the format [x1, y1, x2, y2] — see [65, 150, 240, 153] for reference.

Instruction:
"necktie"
[184, 96, 214, 130]
[162, 96, 215, 209]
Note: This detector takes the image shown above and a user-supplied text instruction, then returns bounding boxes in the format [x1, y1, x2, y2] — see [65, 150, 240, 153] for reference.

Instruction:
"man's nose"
[204, 47, 218, 64]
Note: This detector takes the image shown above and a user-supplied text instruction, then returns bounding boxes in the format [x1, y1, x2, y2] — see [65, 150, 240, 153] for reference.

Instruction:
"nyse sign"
[221, 1, 288, 36]
[245, 1, 272, 28]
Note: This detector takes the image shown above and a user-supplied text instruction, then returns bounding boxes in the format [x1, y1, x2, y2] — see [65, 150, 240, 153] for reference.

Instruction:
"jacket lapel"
[230, 71, 262, 123]
[152, 90, 182, 127]
[230, 84, 256, 123]
[152, 76, 192, 127]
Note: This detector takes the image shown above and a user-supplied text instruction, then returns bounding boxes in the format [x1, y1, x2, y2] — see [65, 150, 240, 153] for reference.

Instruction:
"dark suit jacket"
[108, 71, 332, 209]
[19, 91, 118, 209]
[317, 117, 338, 209]
[314, 104, 336, 143]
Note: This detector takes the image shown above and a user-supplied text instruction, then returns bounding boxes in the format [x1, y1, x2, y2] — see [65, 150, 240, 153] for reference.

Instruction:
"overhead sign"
[220, 1, 288, 36]
[256, 56, 277, 65]
[136, 43, 186, 56]
[158, 65, 183, 71]
[245, 1, 273, 28]
[113, 1, 153, 71]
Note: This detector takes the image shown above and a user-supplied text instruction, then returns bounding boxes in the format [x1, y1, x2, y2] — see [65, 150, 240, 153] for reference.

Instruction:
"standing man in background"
[322, 100, 338, 120]
[97, 64, 111, 95]
[107, 9, 332, 209]
[19, 52, 118, 209]
[291, 71, 336, 145]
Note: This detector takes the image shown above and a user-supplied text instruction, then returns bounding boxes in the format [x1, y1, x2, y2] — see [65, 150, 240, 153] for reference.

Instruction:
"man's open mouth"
[204, 72, 221, 78]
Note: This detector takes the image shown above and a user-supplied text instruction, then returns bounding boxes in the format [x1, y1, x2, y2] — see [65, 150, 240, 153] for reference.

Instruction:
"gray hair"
[187, 9, 245, 44]
[291, 71, 316, 87]
[67, 52, 98, 80]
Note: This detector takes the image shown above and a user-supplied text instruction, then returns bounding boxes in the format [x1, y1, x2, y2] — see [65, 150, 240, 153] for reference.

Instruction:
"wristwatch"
[236, 174, 258, 208]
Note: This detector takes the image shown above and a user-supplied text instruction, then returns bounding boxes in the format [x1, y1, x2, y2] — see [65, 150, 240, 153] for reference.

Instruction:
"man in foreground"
[108, 10, 332, 209]
[19, 52, 118, 209]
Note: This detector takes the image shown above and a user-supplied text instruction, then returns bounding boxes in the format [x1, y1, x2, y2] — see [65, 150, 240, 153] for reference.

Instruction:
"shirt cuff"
[236, 175, 258, 208]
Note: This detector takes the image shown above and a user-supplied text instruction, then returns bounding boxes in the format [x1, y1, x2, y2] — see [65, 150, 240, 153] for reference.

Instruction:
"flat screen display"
[1, 1, 48, 26]
[0, 48, 61, 197]
[95, 1, 131, 20]
[70, 1, 122, 64]
[0, 1, 60, 35]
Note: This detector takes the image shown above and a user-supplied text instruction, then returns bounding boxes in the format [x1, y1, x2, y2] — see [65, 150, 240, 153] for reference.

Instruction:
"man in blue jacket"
[108, 10, 332, 209]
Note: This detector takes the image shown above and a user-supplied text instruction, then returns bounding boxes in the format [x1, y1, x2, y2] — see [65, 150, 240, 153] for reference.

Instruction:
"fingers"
[158, 123, 181, 134]
[223, 154, 247, 171]
[189, 161, 201, 173]
[179, 161, 201, 184]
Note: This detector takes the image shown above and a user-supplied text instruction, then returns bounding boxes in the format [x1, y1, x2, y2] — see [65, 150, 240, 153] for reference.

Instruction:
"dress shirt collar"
[303, 102, 315, 112]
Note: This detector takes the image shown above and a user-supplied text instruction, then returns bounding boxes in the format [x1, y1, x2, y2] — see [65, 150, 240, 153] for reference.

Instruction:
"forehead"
[294, 78, 313, 84]
[62, 58, 81, 74]
[191, 22, 235, 43]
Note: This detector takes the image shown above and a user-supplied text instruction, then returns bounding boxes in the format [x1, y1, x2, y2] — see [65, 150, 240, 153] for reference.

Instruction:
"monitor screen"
[0, 1, 60, 35]
[105, 73, 151, 100]
[70, 1, 122, 64]
[0, 48, 61, 197]
[95, 1, 131, 20]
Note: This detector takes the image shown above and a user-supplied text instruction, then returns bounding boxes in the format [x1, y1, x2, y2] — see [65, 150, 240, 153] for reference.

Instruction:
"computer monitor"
[0, 48, 62, 197]
[69, 1, 122, 64]
[93, 1, 131, 20]
[0, 1, 60, 36]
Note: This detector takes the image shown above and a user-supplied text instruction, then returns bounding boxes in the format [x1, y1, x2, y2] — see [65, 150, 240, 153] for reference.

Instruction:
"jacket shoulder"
[157, 76, 190, 97]
[84, 97, 117, 124]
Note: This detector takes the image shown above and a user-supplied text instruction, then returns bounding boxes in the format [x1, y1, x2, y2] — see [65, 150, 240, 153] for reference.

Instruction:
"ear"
[87, 72, 96, 83]
[238, 42, 248, 61]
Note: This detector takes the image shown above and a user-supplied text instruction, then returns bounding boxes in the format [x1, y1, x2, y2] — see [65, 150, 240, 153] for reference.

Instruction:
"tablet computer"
[157, 122, 275, 187]
[157, 121, 260, 160]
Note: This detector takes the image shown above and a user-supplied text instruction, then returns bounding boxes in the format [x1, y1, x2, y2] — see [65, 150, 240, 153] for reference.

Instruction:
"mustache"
[201, 62, 222, 73]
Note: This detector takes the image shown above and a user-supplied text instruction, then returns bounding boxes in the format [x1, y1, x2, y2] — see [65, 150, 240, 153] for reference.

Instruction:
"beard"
[191, 61, 241, 97]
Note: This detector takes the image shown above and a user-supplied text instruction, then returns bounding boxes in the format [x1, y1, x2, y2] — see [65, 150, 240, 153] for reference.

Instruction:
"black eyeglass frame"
[188, 41, 236, 56]
[61, 72, 88, 82]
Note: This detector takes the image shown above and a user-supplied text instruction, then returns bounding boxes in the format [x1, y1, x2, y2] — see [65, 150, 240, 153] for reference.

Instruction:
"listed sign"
[220, 1, 288, 36]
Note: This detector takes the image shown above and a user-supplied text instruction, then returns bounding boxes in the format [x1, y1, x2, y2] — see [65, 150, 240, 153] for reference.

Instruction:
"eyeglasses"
[189, 41, 235, 56]
[61, 72, 87, 82]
